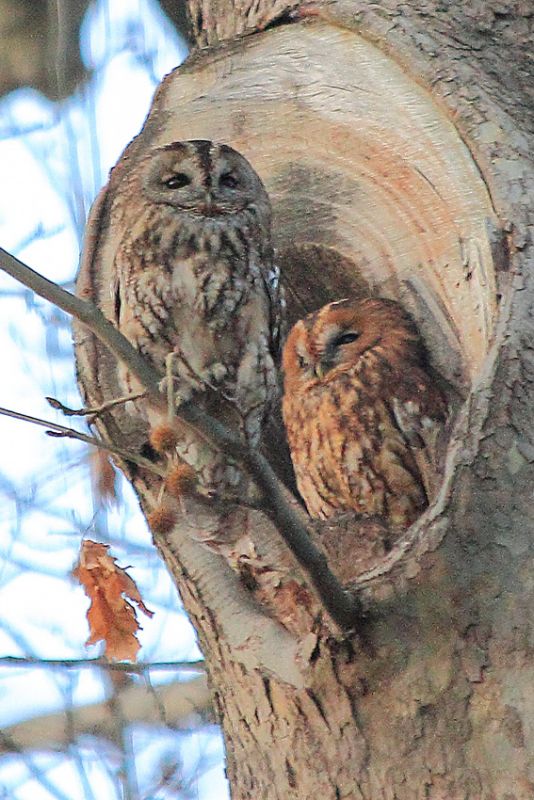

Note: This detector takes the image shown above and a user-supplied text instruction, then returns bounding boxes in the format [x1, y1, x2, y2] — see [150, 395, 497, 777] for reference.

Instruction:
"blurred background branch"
[0, 0, 191, 101]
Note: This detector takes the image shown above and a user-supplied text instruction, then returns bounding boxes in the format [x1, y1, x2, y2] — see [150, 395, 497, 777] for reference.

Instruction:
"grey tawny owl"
[111, 140, 282, 492]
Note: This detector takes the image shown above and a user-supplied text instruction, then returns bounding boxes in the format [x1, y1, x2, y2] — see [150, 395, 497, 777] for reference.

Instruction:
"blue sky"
[0, 2, 228, 797]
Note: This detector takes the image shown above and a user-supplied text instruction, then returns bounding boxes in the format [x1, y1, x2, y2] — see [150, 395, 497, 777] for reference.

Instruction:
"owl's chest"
[120, 225, 258, 323]
[286, 368, 406, 472]
[285, 371, 426, 522]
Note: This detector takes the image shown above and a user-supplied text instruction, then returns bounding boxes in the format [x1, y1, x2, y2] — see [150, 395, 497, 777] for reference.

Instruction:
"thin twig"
[46, 392, 146, 418]
[0, 655, 205, 673]
[0, 730, 73, 799]
[0, 405, 165, 478]
[0, 247, 360, 631]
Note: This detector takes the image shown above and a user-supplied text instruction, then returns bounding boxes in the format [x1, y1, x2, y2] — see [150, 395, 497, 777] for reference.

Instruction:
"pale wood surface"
[107, 21, 500, 389]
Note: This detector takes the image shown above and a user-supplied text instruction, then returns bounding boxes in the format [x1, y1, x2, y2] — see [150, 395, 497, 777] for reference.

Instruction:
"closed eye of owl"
[110, 139, 282, 494]
[142, 141, 270, 217]
[282, 297, 449, 528]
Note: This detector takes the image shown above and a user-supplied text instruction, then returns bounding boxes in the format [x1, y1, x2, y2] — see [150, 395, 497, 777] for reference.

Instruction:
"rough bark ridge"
[75, 2, 534, 798]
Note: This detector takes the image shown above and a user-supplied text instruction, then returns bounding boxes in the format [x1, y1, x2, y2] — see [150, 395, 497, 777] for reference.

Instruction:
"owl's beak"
[314, 362, 325, 379]
[201, 194, 226, 216]
[314, 351, 336, 378]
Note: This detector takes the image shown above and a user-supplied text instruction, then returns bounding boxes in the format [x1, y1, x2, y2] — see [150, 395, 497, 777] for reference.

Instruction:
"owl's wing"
[78, 183, 127, 332]
[77, 185, 110, 301]
[390, 370, 449, 500]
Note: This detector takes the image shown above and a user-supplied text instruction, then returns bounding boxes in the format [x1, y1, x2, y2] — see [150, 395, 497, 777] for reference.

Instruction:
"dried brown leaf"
[73, 539, 154, 661]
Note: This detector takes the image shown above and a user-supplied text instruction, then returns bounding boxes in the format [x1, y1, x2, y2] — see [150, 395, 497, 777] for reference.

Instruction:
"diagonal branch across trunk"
[0, 245, 360, 631]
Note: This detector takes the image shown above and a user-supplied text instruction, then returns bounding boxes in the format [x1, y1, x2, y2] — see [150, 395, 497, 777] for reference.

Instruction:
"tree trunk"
[74, 2, 534, 797]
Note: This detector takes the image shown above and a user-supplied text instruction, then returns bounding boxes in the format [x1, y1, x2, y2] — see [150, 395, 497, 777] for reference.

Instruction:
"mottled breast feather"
[282, 297, 448, 528]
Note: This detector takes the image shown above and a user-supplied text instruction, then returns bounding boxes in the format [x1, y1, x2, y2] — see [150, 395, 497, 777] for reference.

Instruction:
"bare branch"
[1, 675, 212, 752]
[0, 655, 205, 673]
[0, 730, 73, 800]
[46, 392, 146, 418]
[178, 404, 364, 629]
[0, 405, 165, 477]
[0, 246, 361, 631]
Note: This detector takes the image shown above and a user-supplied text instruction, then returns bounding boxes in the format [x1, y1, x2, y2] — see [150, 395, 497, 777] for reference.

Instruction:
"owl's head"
[282, 297, 425, 390]
[142, 139, 271, 220]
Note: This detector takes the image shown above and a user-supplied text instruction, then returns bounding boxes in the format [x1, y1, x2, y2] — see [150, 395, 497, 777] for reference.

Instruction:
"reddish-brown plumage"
[282, 298, 448, 528]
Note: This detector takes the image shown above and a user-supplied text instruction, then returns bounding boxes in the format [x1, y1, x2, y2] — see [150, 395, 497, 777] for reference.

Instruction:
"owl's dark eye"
[219, 172, 238, 189]
[333, 331, 360, 347]
[164, 173, 191, 189]
[297, 354, 307, 369]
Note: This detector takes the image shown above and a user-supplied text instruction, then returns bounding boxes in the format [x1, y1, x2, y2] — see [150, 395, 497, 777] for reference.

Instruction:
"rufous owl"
[282, 298, 448, 528]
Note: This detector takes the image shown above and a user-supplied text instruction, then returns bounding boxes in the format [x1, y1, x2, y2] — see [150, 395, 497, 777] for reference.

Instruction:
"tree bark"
[74, 2, 534, 797]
